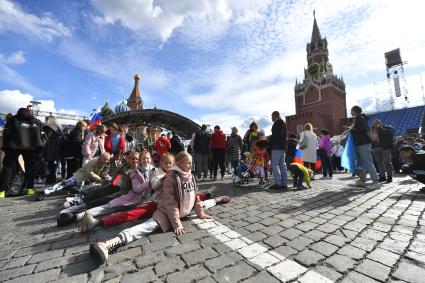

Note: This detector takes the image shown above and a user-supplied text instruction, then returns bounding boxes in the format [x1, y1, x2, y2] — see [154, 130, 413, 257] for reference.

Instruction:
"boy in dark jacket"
[371, 120, 394, 183]
[269, 111, 288, 190]
[194, 125, 210, 181]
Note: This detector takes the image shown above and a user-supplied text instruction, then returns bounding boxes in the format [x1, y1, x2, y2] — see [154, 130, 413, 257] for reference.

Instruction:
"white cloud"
[0, 50, 25, 65]
[90, 0, 271, 42]
[0, 0, 70, 41]
[0, 89, 84, 125]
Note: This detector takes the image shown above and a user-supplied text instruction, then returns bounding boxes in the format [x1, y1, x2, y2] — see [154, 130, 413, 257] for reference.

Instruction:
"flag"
[341, 133, 356, 172]
[293, 149, 322, 170]
[88, 107, 101, 130]
[0, 118, 5, 126]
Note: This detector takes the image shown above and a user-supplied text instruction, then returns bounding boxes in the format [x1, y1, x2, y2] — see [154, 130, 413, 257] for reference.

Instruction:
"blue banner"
[341, 133, 356, 172]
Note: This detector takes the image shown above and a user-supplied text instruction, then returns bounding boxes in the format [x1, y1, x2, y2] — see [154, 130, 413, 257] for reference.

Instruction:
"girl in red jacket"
[104, 123, 125, 155]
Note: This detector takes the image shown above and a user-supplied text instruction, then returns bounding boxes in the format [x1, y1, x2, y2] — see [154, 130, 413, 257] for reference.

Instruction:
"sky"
[1, 0, 425, 134]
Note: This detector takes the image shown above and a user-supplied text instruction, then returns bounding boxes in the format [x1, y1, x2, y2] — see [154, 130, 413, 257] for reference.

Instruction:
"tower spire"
[127, 74, 143, 110]
[311, 11, 322, 42]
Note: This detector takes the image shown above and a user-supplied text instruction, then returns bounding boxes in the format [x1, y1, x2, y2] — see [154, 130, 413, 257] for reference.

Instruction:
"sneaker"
[90, 236, 123, 265]
[215, 196, 231, 205]
[64, 197, 83, 208]
[36, 191, 46, 201]
[57, 212, 75, 226]
[297, 185, 308, 190]
[80, 211, 98, 233]
[378, 177, 387, 183]
[26, 188, 36, 196]
[0, 191, 5, 198]
[354, 179, 367, 188]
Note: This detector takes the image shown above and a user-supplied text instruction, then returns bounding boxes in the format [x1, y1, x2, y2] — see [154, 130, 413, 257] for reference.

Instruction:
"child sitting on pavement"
[37, 152, 111, 201]
[75, 151, 155, 231]
[89, 151, 230, 265]
[288, 162, 313, 190]
[79, 153, 229, 232]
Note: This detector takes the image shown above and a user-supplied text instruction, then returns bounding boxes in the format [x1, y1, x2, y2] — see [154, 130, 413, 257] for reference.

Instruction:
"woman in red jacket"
[104, 123, 125, 155]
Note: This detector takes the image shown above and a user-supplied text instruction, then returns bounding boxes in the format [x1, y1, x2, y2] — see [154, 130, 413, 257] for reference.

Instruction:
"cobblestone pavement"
[1, 173, 425, 282]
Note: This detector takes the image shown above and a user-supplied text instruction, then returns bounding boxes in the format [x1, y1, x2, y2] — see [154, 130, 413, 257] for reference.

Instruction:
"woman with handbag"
[298, 123, 317, 173]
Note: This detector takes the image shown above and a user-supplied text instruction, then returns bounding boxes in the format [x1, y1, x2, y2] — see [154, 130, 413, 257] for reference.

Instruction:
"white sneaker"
[63, 196, 83, 208]
[234, 176, 241, 182]
[354, 179, 367, 187]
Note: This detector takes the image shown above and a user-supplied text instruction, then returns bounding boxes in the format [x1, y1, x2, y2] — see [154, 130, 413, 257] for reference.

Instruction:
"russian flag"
[88, 107, 101, 130]
[293, 149, 322, 171]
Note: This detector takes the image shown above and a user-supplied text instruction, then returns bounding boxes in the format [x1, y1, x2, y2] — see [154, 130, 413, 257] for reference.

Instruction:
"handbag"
[299, 133, 308, 150]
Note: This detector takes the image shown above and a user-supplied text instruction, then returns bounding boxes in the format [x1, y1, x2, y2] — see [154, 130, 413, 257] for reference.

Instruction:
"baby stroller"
[233, 152, 271, 189]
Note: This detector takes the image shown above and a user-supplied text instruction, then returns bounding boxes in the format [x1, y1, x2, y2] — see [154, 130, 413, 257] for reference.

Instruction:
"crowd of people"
[0, 105, 424, 265]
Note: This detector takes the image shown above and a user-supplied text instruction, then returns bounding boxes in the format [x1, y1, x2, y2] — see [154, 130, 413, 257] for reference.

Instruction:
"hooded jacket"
[2, 109, 44, 151]
[210, 130, 226, 149]
[350, 114, 371, 146]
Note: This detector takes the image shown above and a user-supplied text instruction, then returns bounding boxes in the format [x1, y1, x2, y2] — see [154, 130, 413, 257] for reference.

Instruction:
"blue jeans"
[271, 150, 287, 186]
[355, 144, 379, 182]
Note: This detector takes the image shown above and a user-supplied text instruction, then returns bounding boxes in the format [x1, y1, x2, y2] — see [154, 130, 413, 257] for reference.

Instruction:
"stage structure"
[385, 48, 408, 107]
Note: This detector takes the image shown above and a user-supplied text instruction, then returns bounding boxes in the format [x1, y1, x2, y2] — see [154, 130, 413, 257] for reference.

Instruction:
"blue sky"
[1, 0, 425, 133]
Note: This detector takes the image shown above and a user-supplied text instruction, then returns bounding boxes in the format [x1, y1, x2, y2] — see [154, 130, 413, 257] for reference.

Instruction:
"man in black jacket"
[371, 119, 394, 183]
[400, 146, 425, 192]
[350, 106, 379, 188]
[269, 111, 288, 190]
[65, 121, 87, 179]
[194, 125, 210, 181]
[0, 108, 44, 197]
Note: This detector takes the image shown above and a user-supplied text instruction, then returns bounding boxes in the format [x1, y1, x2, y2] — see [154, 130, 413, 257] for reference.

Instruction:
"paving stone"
[62, 259, 98, 277]
[0, 264, 35, 281]
[142, 238, 179, 254]
[246, 231, 268, 242]
[108, 247, 142, 264]
[103, 261, 137, 281]
[360, 229, 387, 241]
[324, 234, 349, 247]
[393, 261, 425, 283]
[379, 238, 410, 254]
[250, 252, 280, 269]
[238, 243, 268, 259]
[165, 241, 201, 256]
[367, 248, 400, 267]
[303, 230, 328, 241]
[294, 249, 325, 267]
[155, 257, 185, 276]
[356, 259, 391, 281]
[135, 251, 166, 269]
[350, 237, 376, 252]
[204, 252, 242, 273]
[34, 254, 82, 273]
[296, 222, 318, 232]
[197, 277, 217, 283]
[0, 255, 30, 271]
[298, 270, 334, 283]
[272, 245, 297, 258]
[311, 242, 338, 257]
[287, 236, 314, 251]
[166, 265, 211, 283]
[182, 247, 219, 266]
[405, 251, 425, 264]
[279, 218, 301, 228]
[338, 245, 367, 260]
[242, 270, 280, 283]
[5, 268, 61, 283]
[212, 262, 256, 282]
[325, 254, 356, 273]
[114, 268, 156, 283]
[268, 259, 308, 282]
[55, 274, 88, 283]
[313, 266, 343, 281]
[263, 235, 288, 248]
[317, 223, 340, 233]
[280, 228, 303, 240]
[341, 271, 379, 283]
[27, 249, 64, 264]
[260, 225, 284, 236]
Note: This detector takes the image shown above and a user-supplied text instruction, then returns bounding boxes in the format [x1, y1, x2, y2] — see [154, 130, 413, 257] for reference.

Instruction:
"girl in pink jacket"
[89, 151, 214, 265]
[77, 151, 154, 231]
[82, 125, 106, 165]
